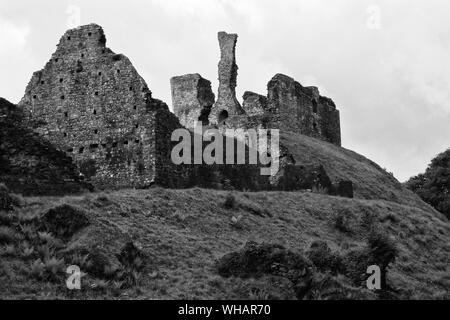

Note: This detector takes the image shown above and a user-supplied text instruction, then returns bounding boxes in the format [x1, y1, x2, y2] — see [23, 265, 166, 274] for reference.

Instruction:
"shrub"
[0, 211, 15, 226]
[44, 257, 65, 280]
[68, 252, 90, 269]
[223, 193, 237, 210]
[1, 244, 17, 256]
[0, 183, 13, 211]
[84, 247, 115, 279]
[367, 230, 398, 269]
[0, 226, 16, 244]
[40, 204, 90, 240]
[306, 241, 342, 274]
[36, 244, 55, 261]
[341, 229, 398, 292]
[333, 208, 353, 233]
[20, 241, 35, 259]
[30, 259, 45, 279]
[90, 279, 110, 292]
[116, 242, 148, 287]
[406, 148, 450, 220]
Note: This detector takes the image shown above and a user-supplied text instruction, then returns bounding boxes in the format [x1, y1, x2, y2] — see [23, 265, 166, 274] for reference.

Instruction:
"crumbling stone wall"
[169, 31, 344, 193]
[267, 74, 341, 146]
[171, 32, 341, 146]
[242, 91, 268, 116]
[209, 32, 245, 124]
[170, 73, 215, 128]
[18, 24, 186, 189]
[0, 97, 92, 195]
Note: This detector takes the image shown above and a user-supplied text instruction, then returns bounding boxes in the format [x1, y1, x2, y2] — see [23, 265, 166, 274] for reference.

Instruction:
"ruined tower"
[18, 24, 186, 189]
[265, 74, 341, 145]
[209, 32, 245, 124]
[170, 73, 215, 128]
[170, 32, 341, 146]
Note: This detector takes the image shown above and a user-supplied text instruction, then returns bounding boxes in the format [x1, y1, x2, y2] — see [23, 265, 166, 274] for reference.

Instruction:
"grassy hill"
[1, 132, 449, 300]
[281, 132, 430, 210]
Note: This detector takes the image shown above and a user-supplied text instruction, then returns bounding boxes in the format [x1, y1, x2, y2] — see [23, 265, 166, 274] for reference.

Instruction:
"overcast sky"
[1, 0, 449, 181]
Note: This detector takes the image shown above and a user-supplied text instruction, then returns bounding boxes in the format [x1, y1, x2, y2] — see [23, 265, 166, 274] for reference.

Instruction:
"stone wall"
[171, 32, 341, 146]
[242, 91, 268, 116]
[18, 24, 186, 189]
[170, 73, 215, 128]
[267, 74, 341, 146]
[0, 97, 92, 196]
[209, 32, 245, 124]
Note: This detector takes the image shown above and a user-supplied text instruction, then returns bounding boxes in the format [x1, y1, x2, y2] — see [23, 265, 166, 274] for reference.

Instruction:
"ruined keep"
[18, 24, 185, 189]
[171, 32, 341, 146]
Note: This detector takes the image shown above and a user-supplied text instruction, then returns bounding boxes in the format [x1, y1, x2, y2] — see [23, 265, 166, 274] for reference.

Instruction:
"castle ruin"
[13, 24, 349, 196]
[18, 24, 185, 189]
[171, 32, 341, 146]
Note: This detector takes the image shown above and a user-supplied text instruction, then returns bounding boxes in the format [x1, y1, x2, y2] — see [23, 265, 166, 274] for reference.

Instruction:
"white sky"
[1, 0, 450, 181]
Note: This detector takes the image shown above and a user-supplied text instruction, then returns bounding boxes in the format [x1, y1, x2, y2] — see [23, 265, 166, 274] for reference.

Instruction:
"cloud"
[0, 0, 449, 181]
[0, 18, 30, 56]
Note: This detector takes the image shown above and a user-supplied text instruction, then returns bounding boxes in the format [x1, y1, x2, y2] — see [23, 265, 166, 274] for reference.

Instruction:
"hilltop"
[1, 131, 448, 300]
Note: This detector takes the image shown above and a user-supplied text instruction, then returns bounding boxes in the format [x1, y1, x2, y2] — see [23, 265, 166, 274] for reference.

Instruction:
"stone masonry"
[170, 73, 215, 128]
[18, 24, 186, 189]
[170, 31, 349, 195]
[9, 25, 350, 196]
[266, 74, 341, 145]
[208, 32, 245, 125]
[171, 31, 341, 146]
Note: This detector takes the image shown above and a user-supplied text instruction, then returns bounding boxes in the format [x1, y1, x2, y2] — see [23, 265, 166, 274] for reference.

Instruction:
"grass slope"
[1, 187, 449, 299]
[281, 132, 431, 210]
[1, 133, 448, 299]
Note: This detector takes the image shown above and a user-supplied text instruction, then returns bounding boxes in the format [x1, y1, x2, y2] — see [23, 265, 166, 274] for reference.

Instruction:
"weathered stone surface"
[170, 73, 215, 128]
[209, 32, 244, 124]
[174, 32, 341, 147]
[242, 91, 268, 116]
[17, 24, 187, 190]
[267, 74, 341, 146]
[0, 97, 92, 196]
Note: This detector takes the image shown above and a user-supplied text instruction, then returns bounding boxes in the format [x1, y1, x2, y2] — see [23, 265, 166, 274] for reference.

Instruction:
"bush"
[223, 193, 237, 210]
[216, 241, 314, 299]
[44, 257, 65, 280]
[0, 211, 15, 226]
[333, 208, 353, 233]
[40, 204, 90, 240]
[341, 228, 398, 292]
[406, 148, 450, 220]
[306, 241, 342, 274]
[1, 244, 17, 256]
[116, 242, 148, 287]
[30, 259, 45, 279]
[0, 226, 16, 244]
[367, 230, 398, 269]
[0, 183, 13, 211]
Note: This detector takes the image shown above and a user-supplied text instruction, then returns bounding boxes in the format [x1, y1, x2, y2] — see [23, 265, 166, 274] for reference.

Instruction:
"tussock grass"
[0, 184, 448, 299]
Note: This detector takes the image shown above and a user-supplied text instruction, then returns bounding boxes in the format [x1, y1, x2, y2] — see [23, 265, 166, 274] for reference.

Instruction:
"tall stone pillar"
[209, 32, 245, 125]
